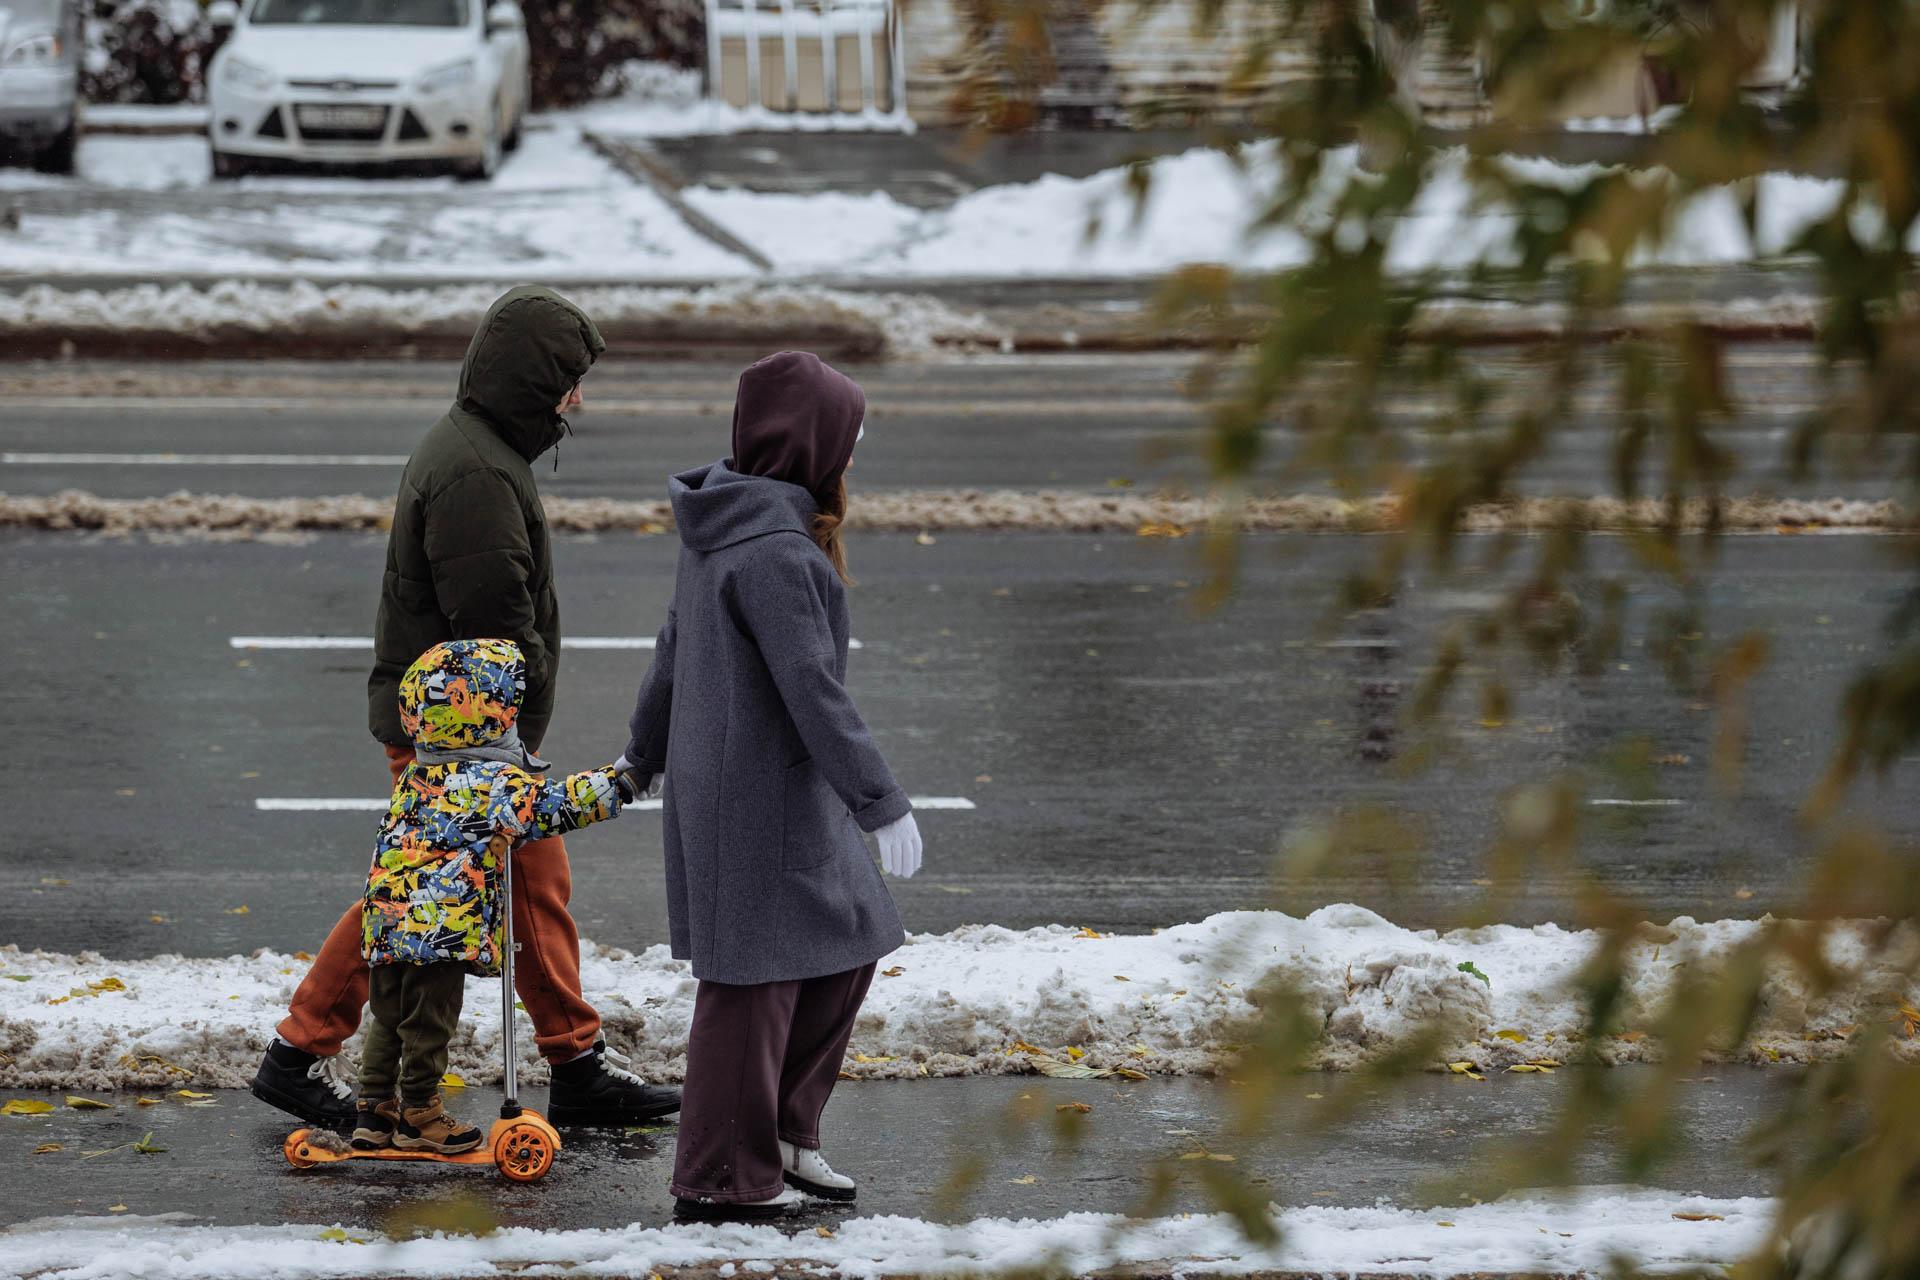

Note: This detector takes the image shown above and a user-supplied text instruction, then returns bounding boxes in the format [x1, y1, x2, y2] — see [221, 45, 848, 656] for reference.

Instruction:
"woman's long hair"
[812, 474, 853, 585]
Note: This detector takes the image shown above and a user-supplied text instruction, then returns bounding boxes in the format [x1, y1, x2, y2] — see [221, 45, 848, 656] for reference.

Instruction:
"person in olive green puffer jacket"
[251, 285, 682, 1135]
[367, 282, 604, 751]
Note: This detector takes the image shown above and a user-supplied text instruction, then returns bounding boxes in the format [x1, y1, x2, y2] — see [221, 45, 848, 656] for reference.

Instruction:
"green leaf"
[1458, 961, 1491, 987]
[132, 1132, 166, 1155]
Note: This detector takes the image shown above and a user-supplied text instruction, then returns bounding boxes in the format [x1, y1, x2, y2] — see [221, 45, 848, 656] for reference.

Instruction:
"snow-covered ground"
[684, 142, 1914, 279]
[0, 1191, 1774, 1278]
[1, 126, 1907, 281]
[0, 127, 751, 278]
[3, 907, 1913, 1092]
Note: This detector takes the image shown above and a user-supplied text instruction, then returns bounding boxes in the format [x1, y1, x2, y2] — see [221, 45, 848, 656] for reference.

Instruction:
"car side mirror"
[207, 0, 240, 28]
[485, 1, 521, 34]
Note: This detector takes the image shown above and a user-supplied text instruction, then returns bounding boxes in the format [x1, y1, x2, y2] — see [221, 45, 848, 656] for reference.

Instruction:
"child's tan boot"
[393, 1095, 483, 1155]
[350, 1097, 402, 1151]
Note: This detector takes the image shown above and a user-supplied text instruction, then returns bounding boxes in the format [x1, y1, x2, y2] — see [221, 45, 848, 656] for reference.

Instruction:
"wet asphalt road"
[3, 526, 1916, 960]
[0, 1070, 1786, 1229]
[0, 347, 1895, 500]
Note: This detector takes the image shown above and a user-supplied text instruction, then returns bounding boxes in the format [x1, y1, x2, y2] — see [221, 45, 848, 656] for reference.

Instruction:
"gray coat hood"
[669, 460, 819, 552]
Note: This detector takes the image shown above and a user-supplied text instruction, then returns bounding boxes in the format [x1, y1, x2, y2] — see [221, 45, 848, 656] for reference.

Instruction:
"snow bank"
[0, 279, 993, 356]
[1, 491, 1905, 539]
[682, 142, 1915, 279]
[3, 908, 1914, 1092]
[0, 1191, 1774, 1278]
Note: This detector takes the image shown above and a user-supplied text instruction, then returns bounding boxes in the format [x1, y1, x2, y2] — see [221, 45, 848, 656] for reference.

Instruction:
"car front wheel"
[458, 103, 503, 181]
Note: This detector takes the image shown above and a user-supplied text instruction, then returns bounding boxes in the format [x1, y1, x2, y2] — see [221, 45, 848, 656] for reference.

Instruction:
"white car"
[206, 0, 530, 180]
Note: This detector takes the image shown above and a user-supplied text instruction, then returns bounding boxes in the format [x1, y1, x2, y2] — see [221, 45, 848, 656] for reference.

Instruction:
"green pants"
[359, 962, 467, 1105]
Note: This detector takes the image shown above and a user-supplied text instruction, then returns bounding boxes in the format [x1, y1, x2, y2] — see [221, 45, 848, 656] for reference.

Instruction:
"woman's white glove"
[875, 811, 923, 879]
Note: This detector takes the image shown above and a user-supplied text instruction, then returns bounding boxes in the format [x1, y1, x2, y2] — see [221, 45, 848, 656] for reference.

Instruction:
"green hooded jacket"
[368, 285, 607, 750]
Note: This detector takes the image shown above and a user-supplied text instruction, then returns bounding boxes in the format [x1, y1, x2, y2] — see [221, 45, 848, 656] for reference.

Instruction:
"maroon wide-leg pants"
[670, 962, 877, 1203]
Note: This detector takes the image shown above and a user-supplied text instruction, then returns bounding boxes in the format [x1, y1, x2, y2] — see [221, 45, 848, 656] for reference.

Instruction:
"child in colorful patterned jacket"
[354, 637, 627, 1154]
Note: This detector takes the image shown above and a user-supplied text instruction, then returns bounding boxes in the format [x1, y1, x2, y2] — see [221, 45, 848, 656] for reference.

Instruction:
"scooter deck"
[285, 1131, 498, 1166]
[285, 1112, 561, 1180]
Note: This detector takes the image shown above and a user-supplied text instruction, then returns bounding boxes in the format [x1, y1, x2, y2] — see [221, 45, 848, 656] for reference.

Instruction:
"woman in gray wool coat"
[617, 350, 925, 1224]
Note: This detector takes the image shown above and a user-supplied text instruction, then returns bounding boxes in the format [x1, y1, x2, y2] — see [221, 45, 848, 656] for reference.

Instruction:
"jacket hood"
[456, 285, 607, 462]
[731, 351, 865, 496]
[669, 460, 818, 552]
[398, 638, 526, 751]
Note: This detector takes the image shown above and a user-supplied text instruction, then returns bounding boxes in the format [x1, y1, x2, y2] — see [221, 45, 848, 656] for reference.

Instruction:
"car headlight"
[416, 59, 476, 96]
[221, 55, 278, 93]
[2, 29, 65, 67]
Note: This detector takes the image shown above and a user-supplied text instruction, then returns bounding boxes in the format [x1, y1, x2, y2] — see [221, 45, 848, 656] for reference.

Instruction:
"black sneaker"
[547, 1040, 681, 1127]
[250, 1039, 356, 1130]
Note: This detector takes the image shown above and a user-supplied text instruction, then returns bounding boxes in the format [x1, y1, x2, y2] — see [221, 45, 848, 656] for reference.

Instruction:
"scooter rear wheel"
[494, 1121, 555, 1182]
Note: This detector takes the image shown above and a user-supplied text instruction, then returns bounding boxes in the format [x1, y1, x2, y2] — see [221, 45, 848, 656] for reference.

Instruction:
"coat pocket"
[781, 757, 847, 872]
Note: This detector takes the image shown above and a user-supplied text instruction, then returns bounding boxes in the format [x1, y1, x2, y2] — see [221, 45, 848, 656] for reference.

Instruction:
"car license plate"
[296, 105, 386, 131]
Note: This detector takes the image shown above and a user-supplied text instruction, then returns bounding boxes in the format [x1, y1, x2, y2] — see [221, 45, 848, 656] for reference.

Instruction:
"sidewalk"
[0, 1073, 1778, 1269]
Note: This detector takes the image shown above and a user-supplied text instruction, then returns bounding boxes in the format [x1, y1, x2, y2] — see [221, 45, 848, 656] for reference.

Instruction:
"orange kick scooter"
[282, 842, 564, 1182]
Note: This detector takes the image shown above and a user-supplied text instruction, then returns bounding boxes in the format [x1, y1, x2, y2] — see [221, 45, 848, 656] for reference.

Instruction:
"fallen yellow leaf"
[174, 1089, 213, 1101]
[1073, 927, 1105, 940]
[1494, 1029, 1527, 1043]
[814, 1226, 835, 1238]
[137, 1097, 162, 1107]
[32, 1143, 62, 1155]
[2, 1099, 56, 1116]
[880, 966, 905, 978]
[1673, 1212, 1725, 1222]
[440, 1073, 465, 1089]
[108, 1204, 128, 1213]
[226, 905, 250, 915]
[852, 1053, 897, 1064]
[65, 1096, 112, 1110]
[1056, 1102, 1092, 1114]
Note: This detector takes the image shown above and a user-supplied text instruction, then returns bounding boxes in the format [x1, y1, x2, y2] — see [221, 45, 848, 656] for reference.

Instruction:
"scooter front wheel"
[284, 1130, 320, 1169]
[494, 1121, 555, 1182]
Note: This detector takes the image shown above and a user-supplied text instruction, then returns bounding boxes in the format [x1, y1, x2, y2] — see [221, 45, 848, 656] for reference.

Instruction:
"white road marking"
[258, 795, 974, 812]
[231, 635, 863, 650]
[1588, 798, 1688, 807]
[3, 451, 406, 466]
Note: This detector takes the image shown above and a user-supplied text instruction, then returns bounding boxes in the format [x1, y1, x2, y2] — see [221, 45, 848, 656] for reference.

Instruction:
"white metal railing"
[704, 0, 909, 126]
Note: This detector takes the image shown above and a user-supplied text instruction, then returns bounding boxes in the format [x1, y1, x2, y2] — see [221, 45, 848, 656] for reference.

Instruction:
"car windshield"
[248, 0, 467, 26]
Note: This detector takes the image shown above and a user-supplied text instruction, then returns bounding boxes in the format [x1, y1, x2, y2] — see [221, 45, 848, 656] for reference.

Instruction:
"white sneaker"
[780, 1138, 857, 1201]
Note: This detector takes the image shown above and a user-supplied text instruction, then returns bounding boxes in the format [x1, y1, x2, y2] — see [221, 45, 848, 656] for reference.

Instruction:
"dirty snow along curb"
[0, 1192, 1775, 1279]
[1, 908, 1914, 1092]
[1, 491, 1907, 538]
[0, 280, 995, 357]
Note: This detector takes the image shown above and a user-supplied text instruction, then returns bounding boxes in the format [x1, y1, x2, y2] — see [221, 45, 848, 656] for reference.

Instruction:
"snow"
[2, 130, 1898, 282]
[0, 278, 992, 355]
[80, 102, 212, 130]
[2, 908, 1913, 1093]
[0, 127, 755, 278]
[0, 1191, 1774, 1278]
[678, 142, 1909, 279]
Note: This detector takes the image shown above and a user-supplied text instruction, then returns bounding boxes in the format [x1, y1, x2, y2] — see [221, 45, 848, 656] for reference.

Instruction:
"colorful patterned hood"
[397, 638, 526, 751]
